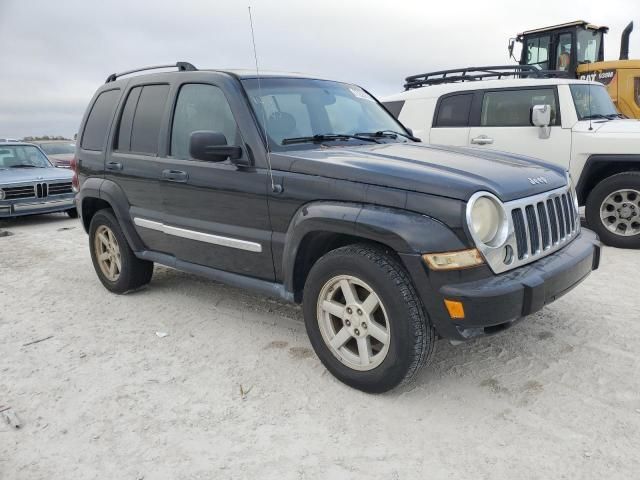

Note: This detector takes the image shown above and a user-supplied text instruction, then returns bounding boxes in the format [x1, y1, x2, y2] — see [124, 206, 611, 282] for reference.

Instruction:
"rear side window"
[383, 100, 405, 119]
[81, 89, 120, 151]
[170, 84, 239, 160]
[116, 86, 142, 151]
[130, 85, 170, 155]
[434, 94, 473, 127]
[481, 88, 557, 127]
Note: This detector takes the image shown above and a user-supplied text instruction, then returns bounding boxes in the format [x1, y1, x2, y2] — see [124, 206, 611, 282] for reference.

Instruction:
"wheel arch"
[282, 201, 468, 302]
[577, 154, 640, 205]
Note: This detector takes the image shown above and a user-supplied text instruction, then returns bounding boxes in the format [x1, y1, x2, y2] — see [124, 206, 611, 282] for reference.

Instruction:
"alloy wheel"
[600, 189, 640, 237]
[94, 225, 122, 281]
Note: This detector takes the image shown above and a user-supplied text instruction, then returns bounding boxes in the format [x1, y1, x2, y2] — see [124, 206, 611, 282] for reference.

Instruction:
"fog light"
[423, 249, 484, 271]
[444, 299, 465, 319]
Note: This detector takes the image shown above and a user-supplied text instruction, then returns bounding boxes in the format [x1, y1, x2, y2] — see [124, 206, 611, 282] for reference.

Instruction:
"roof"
[383, 77, 603, 102]
[518, 20, 609, 37]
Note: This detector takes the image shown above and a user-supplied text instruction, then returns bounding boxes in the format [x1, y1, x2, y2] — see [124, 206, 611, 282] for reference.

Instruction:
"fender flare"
[281, 201, 467, 293]
[576, 154, 640, 204]
[80, 178, 145, 252]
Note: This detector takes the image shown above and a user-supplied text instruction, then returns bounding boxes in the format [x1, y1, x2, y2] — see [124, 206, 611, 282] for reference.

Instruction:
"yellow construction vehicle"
[509, 20, 640, 118]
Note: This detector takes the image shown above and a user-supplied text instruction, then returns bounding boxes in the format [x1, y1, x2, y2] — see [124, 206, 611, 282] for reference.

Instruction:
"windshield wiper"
[355, 129, 420, 142]
[9, 164, 38, 168]
[581, 113, 622, 121]
[281, 133, 380, 145]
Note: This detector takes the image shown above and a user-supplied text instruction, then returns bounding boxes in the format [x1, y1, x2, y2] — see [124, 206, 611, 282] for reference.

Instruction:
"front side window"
[524, 35, 550, 69]
[570, 84, 619, 120]
[434, 94, 473, 127]
[0, 145, 51, 169]
[481, 88, 557, 127]
[241, 78, 408, 150]
[81, 89, 120, 151]
[577, 29, 603, 64]
[171, 84, 239, 160]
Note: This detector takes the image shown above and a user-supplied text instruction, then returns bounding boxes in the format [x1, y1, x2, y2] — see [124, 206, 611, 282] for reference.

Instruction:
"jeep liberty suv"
[74, 62, 600, 393]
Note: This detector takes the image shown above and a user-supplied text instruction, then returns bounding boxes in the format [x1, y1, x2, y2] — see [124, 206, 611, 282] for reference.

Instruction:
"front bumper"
[401, 229, 601, 341]
[0, 196, 75, 218]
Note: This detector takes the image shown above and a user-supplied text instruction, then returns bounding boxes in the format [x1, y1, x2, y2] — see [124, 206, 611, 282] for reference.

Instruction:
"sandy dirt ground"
[1, 214, 639, 480]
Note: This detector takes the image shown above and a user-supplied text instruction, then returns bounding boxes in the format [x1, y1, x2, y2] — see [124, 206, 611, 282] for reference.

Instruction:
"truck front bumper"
[401, 229, 601, 341]
[0, 196, 75, 218]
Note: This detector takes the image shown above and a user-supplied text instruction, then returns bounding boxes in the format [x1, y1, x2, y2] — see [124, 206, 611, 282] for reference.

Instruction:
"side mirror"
[189, 131, 244, 163]
[531, 104, 552, 139]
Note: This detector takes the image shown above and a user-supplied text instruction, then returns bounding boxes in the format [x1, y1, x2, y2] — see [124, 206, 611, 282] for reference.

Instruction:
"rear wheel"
[586, 172, 640, 248]
[89, 209, 153, 293]
[303, 244, 435, 393]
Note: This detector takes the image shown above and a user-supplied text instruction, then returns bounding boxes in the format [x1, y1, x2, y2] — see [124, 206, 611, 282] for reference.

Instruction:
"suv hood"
[276, 143, 566, 202]
[0, 166, 73, 185]
[574, 119, 640, 134]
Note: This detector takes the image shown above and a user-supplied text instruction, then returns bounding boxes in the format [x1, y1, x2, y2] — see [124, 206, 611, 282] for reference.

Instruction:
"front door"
[467, 87, 572, 170]
[159, 82, 274, 281]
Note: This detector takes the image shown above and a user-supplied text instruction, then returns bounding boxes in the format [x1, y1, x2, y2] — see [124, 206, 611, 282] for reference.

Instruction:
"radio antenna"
[248, 6, 280, 193]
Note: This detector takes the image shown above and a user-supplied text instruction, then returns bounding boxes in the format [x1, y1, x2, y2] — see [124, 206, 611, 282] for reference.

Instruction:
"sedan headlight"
[466, 192, 508, 247]
[0, 188, 5, 201]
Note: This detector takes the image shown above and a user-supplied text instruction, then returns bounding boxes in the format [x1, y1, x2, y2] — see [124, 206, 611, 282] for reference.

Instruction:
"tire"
[89, 209, 153, 293]
[302, 244, 435, 393]
[585, 172, 640, 248]
[66, 208, 79, 218]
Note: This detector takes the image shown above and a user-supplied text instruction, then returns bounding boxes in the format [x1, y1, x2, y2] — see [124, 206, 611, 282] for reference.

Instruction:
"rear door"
[159, 81, 274, 280]
[429, 93, 473, 146]
[108, 83, 171, 253]
[467, 87, 572, 165]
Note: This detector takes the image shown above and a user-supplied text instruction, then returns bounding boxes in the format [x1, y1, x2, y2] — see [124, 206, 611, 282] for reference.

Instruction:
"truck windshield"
[569, 84, 619, 120]
[241, 78, 409, 150]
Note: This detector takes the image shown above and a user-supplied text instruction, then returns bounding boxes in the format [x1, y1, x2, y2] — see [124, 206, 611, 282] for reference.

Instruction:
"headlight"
[0, 189, 5, 201]
[466, 192, 508, 247]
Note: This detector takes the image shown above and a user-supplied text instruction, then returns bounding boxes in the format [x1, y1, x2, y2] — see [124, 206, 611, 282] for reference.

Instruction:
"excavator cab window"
[556, 33, 573, 71]
[577, 29, 603, 64]
[524, 35, 550, 69]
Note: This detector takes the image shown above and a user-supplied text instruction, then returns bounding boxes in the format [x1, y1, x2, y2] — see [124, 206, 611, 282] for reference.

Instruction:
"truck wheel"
[302, 244, 435, 393]
[586, 172, 640, 248]
[89, 209, 153, 293]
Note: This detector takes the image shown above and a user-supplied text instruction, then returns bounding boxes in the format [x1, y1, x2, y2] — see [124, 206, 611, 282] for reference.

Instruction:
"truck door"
[429, 93, 473, 146]
[466, 87, 572, 168]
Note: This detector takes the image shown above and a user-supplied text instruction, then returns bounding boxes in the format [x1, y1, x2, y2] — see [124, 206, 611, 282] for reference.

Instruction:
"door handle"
[470, 135, 494, 145]
[162, 169, 188, 182]
[106, 161, 123, 171]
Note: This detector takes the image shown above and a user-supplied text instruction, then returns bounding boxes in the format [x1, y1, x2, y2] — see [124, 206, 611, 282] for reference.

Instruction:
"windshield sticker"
[349, 86, 374, 102]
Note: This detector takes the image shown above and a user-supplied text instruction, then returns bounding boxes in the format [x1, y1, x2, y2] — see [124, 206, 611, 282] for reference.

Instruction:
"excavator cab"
[510, 21, 608, 76]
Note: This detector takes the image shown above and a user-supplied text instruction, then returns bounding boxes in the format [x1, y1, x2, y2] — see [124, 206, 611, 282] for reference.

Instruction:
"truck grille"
[48, 182, 73, 195]
[3, 185, 36, 199]
[510, 190, 579, 260]
[473, 186, 580, 274]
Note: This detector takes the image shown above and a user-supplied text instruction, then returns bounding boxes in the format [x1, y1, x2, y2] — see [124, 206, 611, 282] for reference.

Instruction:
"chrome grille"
[473, 185, 580, 274]
[3, 185, 36, 199]
[510, 189, 579, 262]
[48, 182, 73, 195]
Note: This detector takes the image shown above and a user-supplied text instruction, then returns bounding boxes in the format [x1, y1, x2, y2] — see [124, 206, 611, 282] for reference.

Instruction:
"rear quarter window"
[382, 100, 405, 119]
[81, 89, 121, 151]
[434, 94, 473, 127]
[129, 84, 170, 155]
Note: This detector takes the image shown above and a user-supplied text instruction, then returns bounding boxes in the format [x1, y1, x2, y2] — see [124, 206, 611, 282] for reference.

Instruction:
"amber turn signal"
[444, 299, 465, 319]
[422, 248, 484, 271]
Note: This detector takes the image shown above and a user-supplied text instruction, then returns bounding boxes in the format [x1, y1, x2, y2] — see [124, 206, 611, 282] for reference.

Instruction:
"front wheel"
[586, 172, 640, 248]
[303, 244, 435, 393]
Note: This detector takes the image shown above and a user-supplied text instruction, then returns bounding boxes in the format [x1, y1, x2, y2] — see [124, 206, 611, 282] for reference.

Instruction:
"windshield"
[39, 142, 75, 155]
[241, 78, 409, 150]
[0, 145, 51, 169]
[570, 84, 619, 120]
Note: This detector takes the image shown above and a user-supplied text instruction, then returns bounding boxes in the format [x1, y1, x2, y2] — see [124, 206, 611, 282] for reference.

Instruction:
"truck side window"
[481, 89, 557, 127]
[171, 84, 239, 160]
[434, 94, 472, 127]
[382, 100, 405, 119]
[81, 89, 120, 151]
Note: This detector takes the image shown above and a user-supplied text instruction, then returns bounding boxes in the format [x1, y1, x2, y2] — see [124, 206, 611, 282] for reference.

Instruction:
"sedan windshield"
[39, 142, 76, 155]
[570, 84, 620, 120]
[0, 145, 51, 169]
[241, 78, 410, 150]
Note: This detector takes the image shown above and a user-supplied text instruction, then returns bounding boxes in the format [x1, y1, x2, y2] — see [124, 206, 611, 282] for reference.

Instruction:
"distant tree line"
[22, 135, 72, 141]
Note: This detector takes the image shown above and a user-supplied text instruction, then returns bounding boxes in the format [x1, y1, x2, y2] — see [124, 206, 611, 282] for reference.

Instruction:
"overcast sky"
[0, 0, 637, 139]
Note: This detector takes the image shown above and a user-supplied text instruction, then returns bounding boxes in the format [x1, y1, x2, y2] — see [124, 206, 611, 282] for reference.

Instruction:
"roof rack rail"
[404, 65, 571, 90]
[105, 62, 197, 83]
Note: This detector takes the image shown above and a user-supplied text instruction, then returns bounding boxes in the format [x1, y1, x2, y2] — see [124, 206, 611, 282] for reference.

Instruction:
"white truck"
[382, 66, 640, 248]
